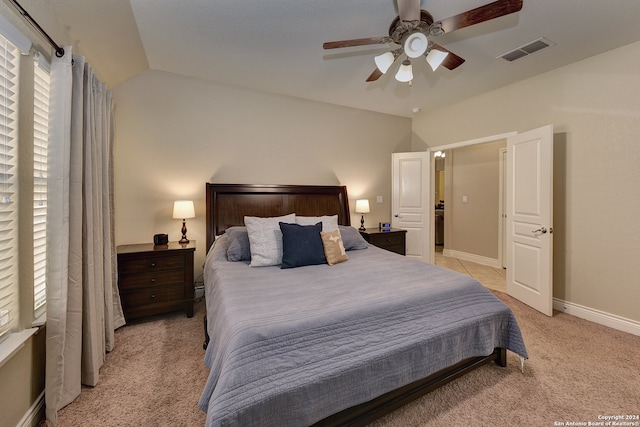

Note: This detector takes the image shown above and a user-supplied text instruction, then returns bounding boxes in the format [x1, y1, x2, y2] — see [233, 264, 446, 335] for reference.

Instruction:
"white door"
[506, 125, 554, 316]
[392, 152, 430, 262]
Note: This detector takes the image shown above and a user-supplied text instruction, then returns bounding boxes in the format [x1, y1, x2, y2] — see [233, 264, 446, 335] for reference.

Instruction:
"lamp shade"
[355, 199, 370, 214]
[426, 49, 449, 71]
[395, 60, 413, 82]
[172, 200, 195, 219]
[374, 51, 395, 74]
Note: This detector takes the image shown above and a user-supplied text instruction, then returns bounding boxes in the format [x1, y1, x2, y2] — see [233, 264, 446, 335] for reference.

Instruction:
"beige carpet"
[41, 293, 640, 427]
[39, 300, 210, 427]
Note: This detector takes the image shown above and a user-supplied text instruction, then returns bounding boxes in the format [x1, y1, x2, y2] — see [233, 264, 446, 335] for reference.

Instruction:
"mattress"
[199, 235, 528, 426]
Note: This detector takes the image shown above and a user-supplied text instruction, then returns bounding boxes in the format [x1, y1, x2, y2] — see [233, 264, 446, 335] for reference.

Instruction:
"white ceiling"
[39, 0, 640, 117]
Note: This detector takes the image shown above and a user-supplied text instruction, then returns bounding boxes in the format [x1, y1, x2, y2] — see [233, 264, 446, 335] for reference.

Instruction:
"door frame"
[499, 147, 507, 269]
[428, 132, 517, 264]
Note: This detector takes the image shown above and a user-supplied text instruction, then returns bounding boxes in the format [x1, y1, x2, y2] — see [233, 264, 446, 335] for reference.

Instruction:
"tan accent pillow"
[320, 230, 349, 266]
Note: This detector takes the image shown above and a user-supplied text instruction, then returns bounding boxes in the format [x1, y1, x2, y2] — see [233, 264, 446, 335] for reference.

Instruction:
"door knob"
[394, 213, 400, 218]
[532, 227, 547, 234]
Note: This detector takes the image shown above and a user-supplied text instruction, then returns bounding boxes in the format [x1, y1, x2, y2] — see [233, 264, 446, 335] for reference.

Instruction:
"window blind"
[0, 36, 19, 340]
[33, 57, 49, 316]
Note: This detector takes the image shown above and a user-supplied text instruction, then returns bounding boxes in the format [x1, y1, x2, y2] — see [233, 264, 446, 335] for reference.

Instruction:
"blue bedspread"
[199, 235, 528, 426]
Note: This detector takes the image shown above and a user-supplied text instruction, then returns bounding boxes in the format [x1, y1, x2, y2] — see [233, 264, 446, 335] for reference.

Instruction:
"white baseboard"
[442, 249, 502, 269]
[18, 390, 44, 427]
[553, 298, 640, 336]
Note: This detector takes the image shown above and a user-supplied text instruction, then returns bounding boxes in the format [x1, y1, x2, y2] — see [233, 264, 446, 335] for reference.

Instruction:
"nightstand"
[359, 228, 407, 255]
[117, 241, 195, 320]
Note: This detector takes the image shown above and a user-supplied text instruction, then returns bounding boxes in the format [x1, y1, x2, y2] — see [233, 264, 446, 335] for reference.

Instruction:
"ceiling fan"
[323, 0, 523, 84]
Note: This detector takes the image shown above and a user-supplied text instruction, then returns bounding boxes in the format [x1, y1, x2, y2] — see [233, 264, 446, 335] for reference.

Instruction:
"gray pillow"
[245, 213, 296, 267]
[295, 215, 339, 231]
[225, 226, 251, 262]
[338, 225, 369, 251]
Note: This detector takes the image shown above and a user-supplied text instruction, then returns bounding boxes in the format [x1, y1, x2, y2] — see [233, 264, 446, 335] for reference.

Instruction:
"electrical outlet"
[376, 196, 383, 203]
[462, 195, 468, 203]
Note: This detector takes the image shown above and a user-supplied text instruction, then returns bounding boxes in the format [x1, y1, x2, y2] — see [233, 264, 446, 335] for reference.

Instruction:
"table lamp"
[355, 199, 370, 231]
[173, 200, 195, 244]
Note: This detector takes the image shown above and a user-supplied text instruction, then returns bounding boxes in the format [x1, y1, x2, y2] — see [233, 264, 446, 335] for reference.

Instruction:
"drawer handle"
[150, 278, 156, 283]
[151, 294, 156, 299]
[150, 263, 156, 268]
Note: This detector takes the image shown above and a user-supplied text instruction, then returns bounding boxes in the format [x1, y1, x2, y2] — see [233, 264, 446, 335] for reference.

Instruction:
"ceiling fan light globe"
[426, 49, 449, 71]
[395, 60, 413, 82]
[374, 51, 395, 74]
[404, 32, 428, 58]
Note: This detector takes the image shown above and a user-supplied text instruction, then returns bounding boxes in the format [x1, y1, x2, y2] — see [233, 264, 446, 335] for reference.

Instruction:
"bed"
[199, 183, 528, 426]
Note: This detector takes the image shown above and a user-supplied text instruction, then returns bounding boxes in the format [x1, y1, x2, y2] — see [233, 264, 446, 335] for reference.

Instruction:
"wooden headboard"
[205, 183, 351, 250]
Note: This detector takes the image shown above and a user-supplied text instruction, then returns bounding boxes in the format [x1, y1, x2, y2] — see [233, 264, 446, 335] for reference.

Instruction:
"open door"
[392, 152, 430, 262]
[506, 125, 554, 316]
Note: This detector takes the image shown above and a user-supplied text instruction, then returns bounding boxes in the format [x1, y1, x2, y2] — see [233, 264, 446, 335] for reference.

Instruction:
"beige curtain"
[45, 47, 125, 424]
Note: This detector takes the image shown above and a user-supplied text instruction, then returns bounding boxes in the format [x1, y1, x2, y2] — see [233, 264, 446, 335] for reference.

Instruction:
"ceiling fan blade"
[323, 37, 391, 50]
[430, 43, 465, 70]
[366, 68, 384, 82]
[439, 0, 523, 34]
[397, 0, 421, 21]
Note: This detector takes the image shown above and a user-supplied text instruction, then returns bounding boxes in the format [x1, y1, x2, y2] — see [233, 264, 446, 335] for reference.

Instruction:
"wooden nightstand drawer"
[118, 270, 186, 291]
[118, 254, 185, 274]
[117, 241, 196, 320]
[367, 233, 404, 247]
[359, 228, 407, 256]
[120, 285, 185, 308]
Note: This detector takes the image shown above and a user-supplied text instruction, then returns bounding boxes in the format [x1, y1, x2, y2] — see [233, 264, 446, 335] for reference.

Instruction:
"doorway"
[431, 136, 512, 269]
[428, 126, 554, 316]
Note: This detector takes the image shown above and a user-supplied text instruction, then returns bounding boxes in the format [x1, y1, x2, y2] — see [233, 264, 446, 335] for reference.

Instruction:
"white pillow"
[244, 213, 296, 267]
[296, 215, 339, 232]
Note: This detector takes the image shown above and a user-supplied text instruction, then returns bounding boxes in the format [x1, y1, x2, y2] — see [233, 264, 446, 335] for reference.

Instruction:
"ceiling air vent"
[498, 37, 554, 62]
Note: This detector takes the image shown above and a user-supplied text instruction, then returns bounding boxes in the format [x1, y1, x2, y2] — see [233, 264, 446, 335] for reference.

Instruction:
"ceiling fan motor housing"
[389, 10, 434, 40]
[389, 9, 435, 59]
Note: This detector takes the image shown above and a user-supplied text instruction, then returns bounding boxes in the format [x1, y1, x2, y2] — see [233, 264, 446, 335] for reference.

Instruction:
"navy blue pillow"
[279, 222, 326, 269]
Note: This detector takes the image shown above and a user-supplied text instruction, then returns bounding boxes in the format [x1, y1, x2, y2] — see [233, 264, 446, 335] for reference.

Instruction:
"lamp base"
[179, 220, 189, 244]
[359, 215, 366, 231]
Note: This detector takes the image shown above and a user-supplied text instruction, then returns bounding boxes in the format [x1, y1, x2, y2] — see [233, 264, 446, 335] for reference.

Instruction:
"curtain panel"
[45, 47, 125, 424]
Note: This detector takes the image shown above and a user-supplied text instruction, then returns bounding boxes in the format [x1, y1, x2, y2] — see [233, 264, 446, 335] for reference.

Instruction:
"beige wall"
[112, 70, 412, 276]
[413, 41, 640, 323]
[0, 328, 46, 427]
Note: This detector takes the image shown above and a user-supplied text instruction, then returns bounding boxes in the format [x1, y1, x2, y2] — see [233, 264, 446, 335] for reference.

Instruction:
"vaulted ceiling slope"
[34, 0, 640, 117]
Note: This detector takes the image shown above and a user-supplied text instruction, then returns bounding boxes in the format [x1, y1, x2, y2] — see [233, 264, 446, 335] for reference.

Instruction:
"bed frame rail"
[313, 348, 507, 426]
